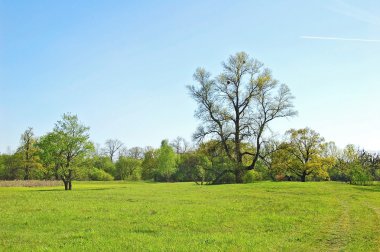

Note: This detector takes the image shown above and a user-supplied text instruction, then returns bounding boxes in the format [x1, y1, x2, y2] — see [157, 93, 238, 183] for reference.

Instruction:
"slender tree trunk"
[69, 181, 72, 190]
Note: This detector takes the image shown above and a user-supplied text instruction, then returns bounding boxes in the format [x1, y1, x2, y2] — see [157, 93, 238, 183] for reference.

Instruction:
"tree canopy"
[188, 51, 296, 183]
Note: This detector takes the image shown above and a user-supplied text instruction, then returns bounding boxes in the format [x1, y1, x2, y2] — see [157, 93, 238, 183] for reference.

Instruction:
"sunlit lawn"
[1, 181, 380, 251]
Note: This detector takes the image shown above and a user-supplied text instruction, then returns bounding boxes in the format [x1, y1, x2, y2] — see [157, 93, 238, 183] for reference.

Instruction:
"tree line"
[1, 115, 379, 189]
[1, 52, 379, 189]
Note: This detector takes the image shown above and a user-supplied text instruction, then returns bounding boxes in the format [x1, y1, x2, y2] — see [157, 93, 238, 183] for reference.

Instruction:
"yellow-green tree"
[275, 128, 332, 182]
[17, 127, 41, 180]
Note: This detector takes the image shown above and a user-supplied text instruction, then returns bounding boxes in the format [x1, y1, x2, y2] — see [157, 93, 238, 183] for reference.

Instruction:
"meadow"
[1, 181, 380, 251]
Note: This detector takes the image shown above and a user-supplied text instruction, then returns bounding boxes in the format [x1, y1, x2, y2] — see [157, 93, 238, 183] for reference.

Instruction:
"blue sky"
[1, 0, 379, 152]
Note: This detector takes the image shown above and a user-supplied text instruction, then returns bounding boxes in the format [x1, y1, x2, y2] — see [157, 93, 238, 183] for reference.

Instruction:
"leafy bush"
[89, 168, 114, 181]
[115, 157, 142, 181]
[93, 156, 116, 177]
[218, 172, 236, 184]
[243, 170, 263, 183]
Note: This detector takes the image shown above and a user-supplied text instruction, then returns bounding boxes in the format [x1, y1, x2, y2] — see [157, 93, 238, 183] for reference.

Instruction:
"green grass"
[1, 181, 380, 251]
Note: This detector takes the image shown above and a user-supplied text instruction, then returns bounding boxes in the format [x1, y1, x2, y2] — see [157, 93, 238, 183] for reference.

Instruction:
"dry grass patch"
[0, 180, 62, 187]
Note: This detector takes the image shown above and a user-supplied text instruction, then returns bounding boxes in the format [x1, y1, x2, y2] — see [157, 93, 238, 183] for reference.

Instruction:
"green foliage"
[89, 168, 114, 181]
[156, 140, 177, 182]
[328, 145, 379, 185]
[0, 153, 23, 180]
[176, 152, 211, 184]
[348, 163, 373, 185]
[253, 159, 272, 180]
[273, 128, 332, 182]
[17, 127, 42, 180]
[217, 171, 236, 184]
[37, 113, 94, 190]
[243, 170, 263, 183]
[92, 156, 115, 176]
[141, 149, 158, 180]
[196, 140, 236, 184]
[115, 157, 142, 181]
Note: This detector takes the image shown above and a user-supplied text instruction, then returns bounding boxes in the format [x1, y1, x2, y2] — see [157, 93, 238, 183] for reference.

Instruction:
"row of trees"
[0, 114, 198, 189]
[1, 120, 379, 188]
[1, 52, 378, 188]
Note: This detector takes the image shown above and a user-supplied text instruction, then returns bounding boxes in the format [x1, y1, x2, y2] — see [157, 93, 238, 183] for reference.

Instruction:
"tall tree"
[188, 52, 296, 183]
[104, 139, 123, 162]
[157, 140, 177, 182]
[18, 127, 40, 179]
[141, 148, 158, 180]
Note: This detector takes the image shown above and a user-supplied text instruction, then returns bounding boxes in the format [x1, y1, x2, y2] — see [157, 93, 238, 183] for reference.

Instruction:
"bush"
[243, 170, 263, 183]
[115, 157, 142, 181]
[219, 172, 236, 184]
[89, 168, 114, 181]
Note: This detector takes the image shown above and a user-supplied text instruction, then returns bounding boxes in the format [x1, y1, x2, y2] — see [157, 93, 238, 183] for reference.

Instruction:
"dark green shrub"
[243, 170, 263, 183]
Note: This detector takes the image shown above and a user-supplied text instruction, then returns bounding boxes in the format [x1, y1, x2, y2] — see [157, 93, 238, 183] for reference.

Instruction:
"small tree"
[39, 113, 93, 190]
[157, 140, 177, 182]
[278, 128, 331, 182]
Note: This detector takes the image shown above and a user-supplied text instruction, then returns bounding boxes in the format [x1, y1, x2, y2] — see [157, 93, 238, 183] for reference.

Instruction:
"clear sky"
[1, 0, 379, 153]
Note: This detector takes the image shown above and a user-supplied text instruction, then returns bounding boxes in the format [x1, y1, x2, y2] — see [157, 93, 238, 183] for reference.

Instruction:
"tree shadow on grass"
[33, 188, 63, 192]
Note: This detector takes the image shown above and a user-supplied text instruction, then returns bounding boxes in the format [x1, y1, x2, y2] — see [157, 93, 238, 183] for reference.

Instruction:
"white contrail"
[300, 35, 380, 43]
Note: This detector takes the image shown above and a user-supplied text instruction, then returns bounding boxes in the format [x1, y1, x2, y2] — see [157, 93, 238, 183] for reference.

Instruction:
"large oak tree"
[188, 52, 296, 183]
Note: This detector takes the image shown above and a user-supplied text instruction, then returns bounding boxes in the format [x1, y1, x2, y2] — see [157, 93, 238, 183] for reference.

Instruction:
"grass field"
[1, 181, 380, 251]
